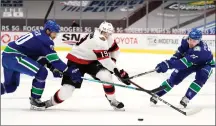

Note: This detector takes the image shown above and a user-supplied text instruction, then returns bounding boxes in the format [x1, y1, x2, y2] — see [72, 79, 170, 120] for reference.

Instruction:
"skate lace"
[111, 99, 120, 106]
[182, 97, 189, 104]
[152, 96, 158, 101]
[35, 99, 43, 103]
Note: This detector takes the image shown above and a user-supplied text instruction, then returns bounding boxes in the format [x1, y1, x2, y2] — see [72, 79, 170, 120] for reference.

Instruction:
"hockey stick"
[82, 77, 164, 93]
[83, 77, 201, 115]
[124, 69, 157, 80]
[129, 80, 202, 116]
[44, 0, 54, 23]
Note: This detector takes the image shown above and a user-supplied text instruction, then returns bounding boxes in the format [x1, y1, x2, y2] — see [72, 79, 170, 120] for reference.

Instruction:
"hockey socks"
[46, 84, 75, 108]
[31, 78, 45, 99]
[156, 80, 174, 97]
[185, 80, 203, 100]
[31, 67, 48, 99]
[103, 84, 115, 95]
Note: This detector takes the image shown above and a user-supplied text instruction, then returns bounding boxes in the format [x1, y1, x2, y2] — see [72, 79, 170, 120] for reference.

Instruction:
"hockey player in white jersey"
[44, 21, 130, 110]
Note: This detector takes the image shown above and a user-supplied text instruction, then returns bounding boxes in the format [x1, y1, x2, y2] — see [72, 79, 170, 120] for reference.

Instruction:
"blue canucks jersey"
[169, 38, 215, 70]
[2, 30, 67, 72]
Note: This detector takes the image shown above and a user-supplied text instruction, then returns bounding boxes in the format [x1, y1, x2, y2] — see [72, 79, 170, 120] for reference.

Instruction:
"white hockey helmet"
[99, 21, 114, 34]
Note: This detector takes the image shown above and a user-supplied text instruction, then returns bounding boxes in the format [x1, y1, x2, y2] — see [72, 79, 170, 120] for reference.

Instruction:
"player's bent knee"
[96, 69, 112, 82]
[4, 84, 18, 93]
[168, 75, 183, 86]
[196, 69, 209, 84]
[58, 84, 75, 100]
[35, 67, 48, 80]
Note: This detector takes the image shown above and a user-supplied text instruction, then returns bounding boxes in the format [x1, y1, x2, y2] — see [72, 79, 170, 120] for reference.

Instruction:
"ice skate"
[29, 97, 46, 111]
[179, 96, 189, 109]
[150, 96, 158, 106]
[105, 95, 125, 111]
[44, 98, 54, 108]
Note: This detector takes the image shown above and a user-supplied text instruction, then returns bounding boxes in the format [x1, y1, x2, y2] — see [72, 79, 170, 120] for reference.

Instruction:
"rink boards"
[1, 32, 215, 56]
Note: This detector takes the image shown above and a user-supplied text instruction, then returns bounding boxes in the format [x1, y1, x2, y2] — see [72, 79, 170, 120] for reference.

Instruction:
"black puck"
[138, 118, 143, 121]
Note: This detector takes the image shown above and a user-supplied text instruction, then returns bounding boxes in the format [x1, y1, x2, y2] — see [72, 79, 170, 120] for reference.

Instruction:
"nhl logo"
[147, 36, 157, 46]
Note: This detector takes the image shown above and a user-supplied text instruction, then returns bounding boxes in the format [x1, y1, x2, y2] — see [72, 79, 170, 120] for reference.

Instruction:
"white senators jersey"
[66, 29, 120, 72]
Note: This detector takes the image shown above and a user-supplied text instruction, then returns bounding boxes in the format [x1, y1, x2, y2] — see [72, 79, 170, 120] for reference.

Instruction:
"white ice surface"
[1, 52, 215, 125]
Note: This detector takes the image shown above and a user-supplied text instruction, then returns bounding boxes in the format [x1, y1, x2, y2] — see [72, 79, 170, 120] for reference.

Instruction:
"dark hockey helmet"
[189, 29, 202, 41]
[44, 20, 60, 33]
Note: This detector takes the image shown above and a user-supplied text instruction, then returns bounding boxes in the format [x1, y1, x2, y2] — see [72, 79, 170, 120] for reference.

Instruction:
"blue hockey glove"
[64, 65, 82, 83]
[156, 60, 170, 73]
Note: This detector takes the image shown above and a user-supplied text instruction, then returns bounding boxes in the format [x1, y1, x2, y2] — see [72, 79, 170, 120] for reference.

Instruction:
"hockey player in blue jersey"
[150, 29, 215, 108]
[1, 20, 82, 110]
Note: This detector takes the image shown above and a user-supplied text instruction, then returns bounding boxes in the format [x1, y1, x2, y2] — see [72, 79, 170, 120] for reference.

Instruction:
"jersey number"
[15, 33, 34, 45]
[101, 51, 109, 57]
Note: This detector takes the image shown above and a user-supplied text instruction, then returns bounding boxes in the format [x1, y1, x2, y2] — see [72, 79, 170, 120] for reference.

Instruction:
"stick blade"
[186, 107, 202, 116]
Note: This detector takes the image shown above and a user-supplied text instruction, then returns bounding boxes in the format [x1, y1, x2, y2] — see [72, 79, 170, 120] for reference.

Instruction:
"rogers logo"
[1, 34, 20, 43]
[114, 37, 138, 44]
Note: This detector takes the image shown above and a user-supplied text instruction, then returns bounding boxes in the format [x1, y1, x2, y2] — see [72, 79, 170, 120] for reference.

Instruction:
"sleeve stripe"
[46, 53, 60, 62]
[111, 58, 116, 63]
[108, 41, 119, 52]
[180, 57, 193, 68]
[171, 56, 178, 59]
[93, 50, 110, 60]
[46, 53, 57, 57]
[209, 59, 215, 65]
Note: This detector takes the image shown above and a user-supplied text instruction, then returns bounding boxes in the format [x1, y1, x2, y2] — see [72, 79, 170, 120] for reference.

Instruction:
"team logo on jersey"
[193, 46, 201, 51]
[190, 54, 198, 59]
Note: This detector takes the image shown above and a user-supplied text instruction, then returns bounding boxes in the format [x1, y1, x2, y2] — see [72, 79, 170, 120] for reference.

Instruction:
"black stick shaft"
[125, 69, 157, 80]
[82, 77, 163, 94]
[129, 81, 187, 115]
[44, 0, 54, 23]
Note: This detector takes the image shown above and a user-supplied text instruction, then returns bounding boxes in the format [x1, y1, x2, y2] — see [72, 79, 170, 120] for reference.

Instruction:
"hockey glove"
[114, 68, 130, 85]
[64, 65, 82, 83]
[49, 66, 63, 78]
[156, 60, 171, 73]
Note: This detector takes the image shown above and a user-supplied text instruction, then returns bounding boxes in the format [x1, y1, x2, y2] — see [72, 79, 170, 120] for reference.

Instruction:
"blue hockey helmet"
[44, 20, 60, 33]
[188, 29, 202, 40]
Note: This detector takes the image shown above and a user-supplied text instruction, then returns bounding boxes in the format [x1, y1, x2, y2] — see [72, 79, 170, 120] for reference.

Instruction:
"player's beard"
[189, 44, 193, 48]
[50, 36, 56, 40]
[188, 39, 199, 48]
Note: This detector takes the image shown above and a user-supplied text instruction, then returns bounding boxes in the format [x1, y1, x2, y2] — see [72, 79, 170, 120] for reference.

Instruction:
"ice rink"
[1, 52, 215, 125]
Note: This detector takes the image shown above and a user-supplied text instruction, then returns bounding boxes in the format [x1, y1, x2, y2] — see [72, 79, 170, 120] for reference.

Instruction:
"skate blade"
[186, 107, 202, 116]
[30, 105, 45, 111]
[150, 102, 157, 107]
[113, 107, 125, 111]
[177, 104, 186, 109]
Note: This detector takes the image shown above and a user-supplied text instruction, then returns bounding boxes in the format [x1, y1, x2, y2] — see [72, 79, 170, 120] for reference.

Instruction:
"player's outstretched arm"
[93, 49, 130, 85]
[156, 52, 203, 73]
[42, 44, 82, 82]
[36, 56, 63, 78]
[108, 40, 120, 63]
